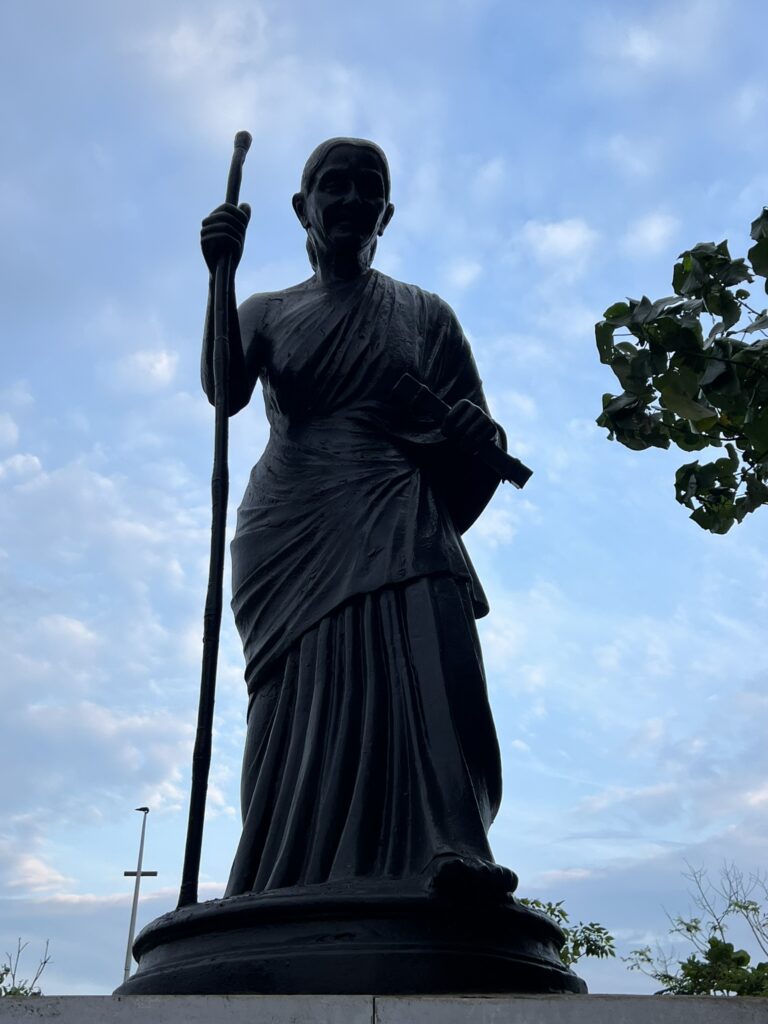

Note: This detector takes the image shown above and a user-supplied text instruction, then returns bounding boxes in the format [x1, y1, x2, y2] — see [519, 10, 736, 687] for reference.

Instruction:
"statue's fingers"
[448, 406, 477, 433]
[202, 210, 248, 232]
[201, 226, 244, 246]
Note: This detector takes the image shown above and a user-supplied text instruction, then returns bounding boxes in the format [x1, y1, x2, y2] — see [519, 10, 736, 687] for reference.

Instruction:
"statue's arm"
[199, 202, 260, 415]
[200, 279, 261, 415]
[417, 296, 507, 532]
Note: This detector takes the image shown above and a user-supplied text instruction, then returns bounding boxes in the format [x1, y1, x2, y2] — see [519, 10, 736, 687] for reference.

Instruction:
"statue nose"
[340, 184, 363, 205]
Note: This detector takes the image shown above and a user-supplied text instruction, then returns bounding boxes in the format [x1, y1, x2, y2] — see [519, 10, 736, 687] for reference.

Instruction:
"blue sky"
[2, 0, 768, 995]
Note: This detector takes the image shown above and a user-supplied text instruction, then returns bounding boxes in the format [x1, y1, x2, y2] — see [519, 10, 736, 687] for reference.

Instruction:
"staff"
[178, 131, 252, 908]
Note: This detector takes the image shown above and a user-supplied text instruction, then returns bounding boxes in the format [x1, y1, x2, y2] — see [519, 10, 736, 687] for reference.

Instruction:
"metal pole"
[123, 807, 155, 984]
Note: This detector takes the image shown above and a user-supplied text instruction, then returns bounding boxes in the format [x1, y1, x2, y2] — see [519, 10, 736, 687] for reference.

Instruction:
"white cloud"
[596, 133, 657, 178]
[160, 6, 270, 84]
[733, 82, 768, 125]
[445, 258, 482, 290]
[1, 381, 34, 408]
[0, 453, 41, 479]
[7, 854, 74, 894]
[535, 866, 595, 884]
[619, 26, 663, 68]
[497, 391, 537, 420]
[471, 156, 506, 202]
[38, 614, 99, 650]
[630, 717, 667, 754]
[473, 507, 519, 547]
[396, 160, 443, 238]
[519, 218, 598, 280]
[623, 212, 679, 256]
[588, 0, 724, 80]
[579, 783, 680, 820]
[115, 349, 179, 391]
[0, 411, 19, 448]
[744, 783, 768, 808]
[137, 4, 364, 148]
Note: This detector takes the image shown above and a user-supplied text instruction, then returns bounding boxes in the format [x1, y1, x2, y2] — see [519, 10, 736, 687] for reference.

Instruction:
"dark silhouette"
[116, 137, 583, 996]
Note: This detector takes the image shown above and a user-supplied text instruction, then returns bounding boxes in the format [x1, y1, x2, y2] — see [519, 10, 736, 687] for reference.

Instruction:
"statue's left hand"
[442, 399, 498, 454]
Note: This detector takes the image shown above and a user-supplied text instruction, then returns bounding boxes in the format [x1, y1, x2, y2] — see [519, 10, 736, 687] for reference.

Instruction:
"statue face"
[297, 144, 393, 256]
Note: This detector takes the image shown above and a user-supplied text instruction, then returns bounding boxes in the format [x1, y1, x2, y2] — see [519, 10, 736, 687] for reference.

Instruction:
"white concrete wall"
[2, 995, 768, 1022]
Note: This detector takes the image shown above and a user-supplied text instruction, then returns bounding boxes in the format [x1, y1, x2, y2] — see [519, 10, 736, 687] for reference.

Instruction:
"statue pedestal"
[113, 887, 584, 995]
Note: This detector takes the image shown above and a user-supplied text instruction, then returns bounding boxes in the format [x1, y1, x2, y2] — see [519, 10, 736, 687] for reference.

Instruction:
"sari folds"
[226, 269, 504, 897]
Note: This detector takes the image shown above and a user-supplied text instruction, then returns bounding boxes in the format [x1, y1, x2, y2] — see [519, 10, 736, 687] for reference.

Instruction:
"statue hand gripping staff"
[116, 136, 585, 998]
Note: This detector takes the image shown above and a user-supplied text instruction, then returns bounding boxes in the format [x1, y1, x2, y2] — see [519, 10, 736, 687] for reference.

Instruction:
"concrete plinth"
[2, 995, 768, 1022]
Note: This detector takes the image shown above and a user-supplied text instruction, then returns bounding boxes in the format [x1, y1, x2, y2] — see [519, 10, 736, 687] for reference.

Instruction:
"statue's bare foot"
[427, 854, 518, 903]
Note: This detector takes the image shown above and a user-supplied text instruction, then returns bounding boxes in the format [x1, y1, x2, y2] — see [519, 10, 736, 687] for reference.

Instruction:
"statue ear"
[378, 202, 395, 237]
[292, 192, 309, 228]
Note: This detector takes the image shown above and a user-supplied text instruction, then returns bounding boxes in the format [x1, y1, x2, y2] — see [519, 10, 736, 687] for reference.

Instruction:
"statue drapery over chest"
[231, 268, 502, 692]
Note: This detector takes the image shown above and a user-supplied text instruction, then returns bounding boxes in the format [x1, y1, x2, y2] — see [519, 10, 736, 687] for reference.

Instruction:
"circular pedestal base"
[115, 887, 586, 995]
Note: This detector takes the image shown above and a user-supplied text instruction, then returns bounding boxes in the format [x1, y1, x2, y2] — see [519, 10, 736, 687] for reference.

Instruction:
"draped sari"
[225, 269, 505, 897]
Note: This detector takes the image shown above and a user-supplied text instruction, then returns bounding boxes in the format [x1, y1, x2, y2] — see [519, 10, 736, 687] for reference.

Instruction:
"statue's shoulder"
[237, 279, 316, 336]
[375, 271, 456, 324]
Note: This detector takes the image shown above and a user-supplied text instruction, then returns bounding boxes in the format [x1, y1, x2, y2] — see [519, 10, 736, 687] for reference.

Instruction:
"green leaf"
[743, 407, 768, 451]
[673, 253, 705, 297]
[675, 461, 700, 507]
[699, 357, 727, 387]
[611, 343, 653, 392]
[718, 258, 753, 289]
[720, 290, 741, 330]
[750, 207, 768, 241]
[646, 295, 702, 321]
[601, 392, 639, 415]
[595, 320, 616, 364]
[649, 315, 704, 354]
[743, 473, 768, 514]
[691, 504, 735, 534]
[658, 365, 716, 421]
[743, 313, 768, 334]
[603, 301, 632, 322]
[748, 238, 768, 278]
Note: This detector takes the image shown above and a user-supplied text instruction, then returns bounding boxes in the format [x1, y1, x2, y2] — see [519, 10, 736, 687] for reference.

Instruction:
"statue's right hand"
[200, 202, 251, 273]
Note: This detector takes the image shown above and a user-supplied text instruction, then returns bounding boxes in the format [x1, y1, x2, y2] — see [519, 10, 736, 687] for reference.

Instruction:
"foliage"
[595, 209, 768, 534]
[626, 863, 768, 996]
[519, 897, 616, 967]
[0, 940, 50, 998]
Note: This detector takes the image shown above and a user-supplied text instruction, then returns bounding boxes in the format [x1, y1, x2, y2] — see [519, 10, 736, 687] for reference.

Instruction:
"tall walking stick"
[178, 131, 252, 909]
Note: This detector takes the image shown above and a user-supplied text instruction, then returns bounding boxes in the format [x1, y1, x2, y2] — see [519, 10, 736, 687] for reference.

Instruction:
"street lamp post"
[122, 806, 158, 985]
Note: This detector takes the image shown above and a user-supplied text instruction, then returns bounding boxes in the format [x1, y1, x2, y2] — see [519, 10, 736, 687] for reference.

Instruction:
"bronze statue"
[116, 138, 584, 995]
[203, 137, 513, 900]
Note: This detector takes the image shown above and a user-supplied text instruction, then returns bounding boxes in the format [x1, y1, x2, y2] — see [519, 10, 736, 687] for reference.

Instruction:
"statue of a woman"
[116, 138, 584, 996]
[200, 138, 516, 900]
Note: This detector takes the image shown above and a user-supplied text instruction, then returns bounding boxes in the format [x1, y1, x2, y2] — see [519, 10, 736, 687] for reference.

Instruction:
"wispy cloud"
[622, 212, 679, 257]
[136, 3, 365, 148]
[0, 412, 19, 448]
[0, 453, 41, 479]
[518, 217, 599, 281]
[444, 258, 483, 290]
[114, 349, 180, 391]
[587, 0, 725, 81]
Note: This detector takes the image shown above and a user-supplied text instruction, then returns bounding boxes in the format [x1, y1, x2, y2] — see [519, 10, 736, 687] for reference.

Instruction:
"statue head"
[292, 138, 395, 272]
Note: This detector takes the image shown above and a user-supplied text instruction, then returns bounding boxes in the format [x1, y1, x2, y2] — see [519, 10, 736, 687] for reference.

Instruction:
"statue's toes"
[428, 855, 518, 902]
